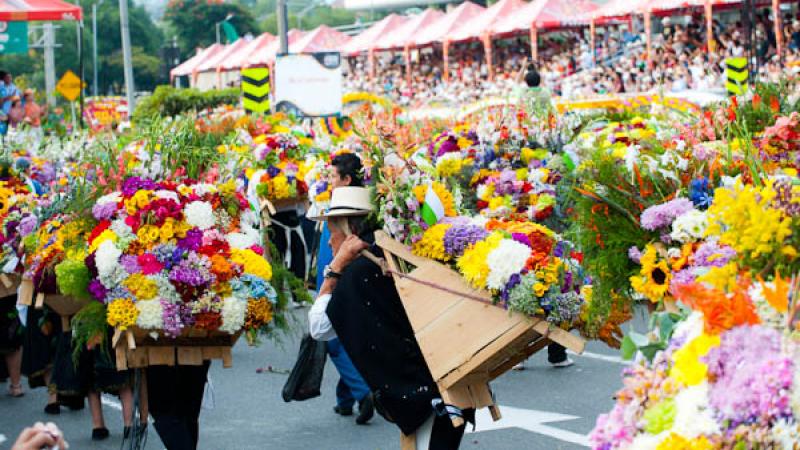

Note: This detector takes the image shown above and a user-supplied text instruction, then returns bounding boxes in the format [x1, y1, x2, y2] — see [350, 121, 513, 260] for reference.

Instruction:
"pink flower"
[138, 253, 164, 275]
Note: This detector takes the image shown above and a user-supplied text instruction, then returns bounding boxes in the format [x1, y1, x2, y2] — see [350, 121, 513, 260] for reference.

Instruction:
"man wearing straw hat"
[308, 186, 470, 449]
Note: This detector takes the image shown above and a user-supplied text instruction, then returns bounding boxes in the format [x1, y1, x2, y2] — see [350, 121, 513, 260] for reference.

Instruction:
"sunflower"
[630, 244, 672, 303]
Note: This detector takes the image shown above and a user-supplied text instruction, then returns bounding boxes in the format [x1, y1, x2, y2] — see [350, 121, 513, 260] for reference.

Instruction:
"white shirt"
[308, 294, 337, 341]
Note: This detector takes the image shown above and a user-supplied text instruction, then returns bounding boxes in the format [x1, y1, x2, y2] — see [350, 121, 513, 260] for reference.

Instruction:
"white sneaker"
[512, 362, 525, 371]
[551, 358, 574, 368]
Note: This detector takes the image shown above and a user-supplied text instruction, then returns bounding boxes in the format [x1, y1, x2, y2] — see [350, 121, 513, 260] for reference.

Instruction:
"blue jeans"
[316, 223, 332, 290]
[326, 338, 370, 409]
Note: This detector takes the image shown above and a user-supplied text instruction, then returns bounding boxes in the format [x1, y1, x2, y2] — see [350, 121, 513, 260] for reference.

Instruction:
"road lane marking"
[569, 350, 631, 365]
[470, 405, 590, 447]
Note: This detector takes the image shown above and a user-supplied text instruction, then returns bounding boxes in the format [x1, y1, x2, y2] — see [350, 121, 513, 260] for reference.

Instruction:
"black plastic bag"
[282, 333, 327, 402]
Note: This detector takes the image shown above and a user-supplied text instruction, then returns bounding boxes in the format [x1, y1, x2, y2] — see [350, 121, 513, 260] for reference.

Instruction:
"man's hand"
[12, 422, 68, 450]
[330, 235, 368, 273]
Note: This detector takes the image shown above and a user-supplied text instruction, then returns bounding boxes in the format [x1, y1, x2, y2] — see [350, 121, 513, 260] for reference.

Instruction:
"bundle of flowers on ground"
[86, 176, 277, 341]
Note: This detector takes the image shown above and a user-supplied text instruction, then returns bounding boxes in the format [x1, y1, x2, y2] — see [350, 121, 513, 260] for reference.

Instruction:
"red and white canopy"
[373, 8, 445, 51]
[251, 29, 306, 66]
[220, 32, 275, 71]
[195, 38, 251, 73]
[409, 1, 486, 48]
[170, 43, 223, 78]
[493, 0, 599, 36]
[446, 0, 525, 42]
[341, 13, 410, 55]
[0, 0, 80, 21]
[289, 24, 350, 53]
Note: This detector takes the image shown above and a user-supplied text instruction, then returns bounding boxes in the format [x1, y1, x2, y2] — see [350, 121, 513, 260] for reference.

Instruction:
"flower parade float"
[579, 83, 800, 449]
[356, 109, 588, 434]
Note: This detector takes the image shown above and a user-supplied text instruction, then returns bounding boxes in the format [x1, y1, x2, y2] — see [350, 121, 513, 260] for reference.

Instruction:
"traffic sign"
[56, 70, 85, 102]
[0, 21, 28, 54]
[241, 67, 270, 114]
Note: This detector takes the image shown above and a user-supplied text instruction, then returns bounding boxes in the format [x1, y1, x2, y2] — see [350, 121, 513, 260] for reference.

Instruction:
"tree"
[165, 0, 260, 53]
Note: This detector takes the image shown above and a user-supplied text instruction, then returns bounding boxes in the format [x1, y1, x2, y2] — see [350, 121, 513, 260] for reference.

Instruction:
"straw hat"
[309, 186, 372, 221]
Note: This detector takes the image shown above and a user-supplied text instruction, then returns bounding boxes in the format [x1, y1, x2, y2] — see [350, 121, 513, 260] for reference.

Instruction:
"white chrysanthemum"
[527, 168, 548, 185]
[184, 201, 216, 230]
[476, 184, 491, 202]
[485, 239, 531, 290]
[670, 210, 707, 244]
[772, 419, 800, 448]
[219, 297, 247, 334]
[671, 382, 720, 439]
[136, 300, 164, 330]
[96, 240, 121, 279]
[627, 432, 663, 450]
[97, 192, 122, 205]
[153, 190, 180, 202]
[154, 276, 180, 303]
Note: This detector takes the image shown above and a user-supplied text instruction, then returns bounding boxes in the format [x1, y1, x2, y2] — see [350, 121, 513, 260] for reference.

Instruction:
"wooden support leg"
[440, 390, 466, 428]
[400, 432, 417, 450]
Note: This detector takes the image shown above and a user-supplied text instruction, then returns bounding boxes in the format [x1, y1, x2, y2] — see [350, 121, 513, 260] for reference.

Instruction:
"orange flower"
[673, 279, 760, 335]
[758, 270, 789, 314]
[210, 254, 235, 282]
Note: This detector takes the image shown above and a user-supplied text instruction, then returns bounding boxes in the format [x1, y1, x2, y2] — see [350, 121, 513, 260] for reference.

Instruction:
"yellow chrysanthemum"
[231, 249, 272, 281]
[412, 224, 451, 261]
[107, 298, 139, 330]
[137, 225, 161, 246]
[705, 181, 793, 261]
[436, 156, 465, 178]
[696, 262, 739, 292]
[457, 232, 503, 289]
[89, 229, 118, 254]
[656, 434, 713, 450]
[123, 274, 158, 300]
[670, 333, 720, 386]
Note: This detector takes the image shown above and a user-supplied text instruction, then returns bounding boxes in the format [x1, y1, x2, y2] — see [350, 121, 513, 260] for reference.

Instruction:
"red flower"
[88, 220, 111, 245]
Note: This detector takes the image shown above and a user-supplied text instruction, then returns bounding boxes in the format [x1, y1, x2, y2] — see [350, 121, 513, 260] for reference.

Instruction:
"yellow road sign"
[725, 57, 748, 96]
[56, 70, 84, 102]
[241, 67, 270, 114]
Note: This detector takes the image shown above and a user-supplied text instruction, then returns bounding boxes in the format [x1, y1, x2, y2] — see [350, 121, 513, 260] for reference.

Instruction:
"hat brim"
[308, 208, 371, 221]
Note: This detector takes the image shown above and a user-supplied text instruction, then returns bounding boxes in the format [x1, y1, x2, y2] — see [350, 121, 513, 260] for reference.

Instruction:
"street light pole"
[92, 2, 98, 97]
[277, 0, 288, 54]
[118, 0, 135, 111]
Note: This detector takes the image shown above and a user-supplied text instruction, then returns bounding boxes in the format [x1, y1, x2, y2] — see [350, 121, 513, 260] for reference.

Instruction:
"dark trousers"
[428, 410, 471, 450]
[327, 338, 370, 409]
[547, 343, 567, 364]
[147, 362, 210, 450]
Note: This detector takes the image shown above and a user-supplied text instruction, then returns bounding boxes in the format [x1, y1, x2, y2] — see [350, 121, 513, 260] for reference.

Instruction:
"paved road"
[0, 308, 648, 450]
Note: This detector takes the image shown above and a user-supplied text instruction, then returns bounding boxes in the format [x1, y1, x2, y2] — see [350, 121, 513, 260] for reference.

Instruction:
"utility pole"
[118, 0, 135, 111]
[277, 0, 288, 54]
[92, 2, 98, 97]
[43, 22, 56, 107]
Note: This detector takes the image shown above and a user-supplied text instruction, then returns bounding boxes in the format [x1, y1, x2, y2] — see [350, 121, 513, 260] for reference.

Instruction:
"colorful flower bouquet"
[86, 177, 277, 341]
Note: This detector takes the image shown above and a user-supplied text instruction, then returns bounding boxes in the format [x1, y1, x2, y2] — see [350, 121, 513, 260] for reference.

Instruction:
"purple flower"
[435, 136, 459, 157]
[161, 300, 194, 338]
[169, 265, 208, 287]
[703, 326, 794, 427]
[500, 273, 522, 303]
[121, 177, 158, 197]
[18, 215, 38, 237]
[120, 255, 141, 274]
[511, 232, 530, 247]
[177, 228, 203, 252]
[627, 246, 642, 263]
[88, 279, 108, 302]
[443, 225, 488, 257]
[669, 269, 696, 292]
[640, 198, 695, 231]
[693, 242, 736, 267]
[266, 166, 281, 178]
[92, 202, 118, 221]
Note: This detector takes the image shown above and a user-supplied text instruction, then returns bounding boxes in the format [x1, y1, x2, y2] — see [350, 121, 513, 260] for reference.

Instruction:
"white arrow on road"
[468, 405, 591, 447]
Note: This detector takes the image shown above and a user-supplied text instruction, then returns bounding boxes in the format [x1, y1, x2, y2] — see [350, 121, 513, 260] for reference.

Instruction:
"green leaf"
[620, 334, 637, 360]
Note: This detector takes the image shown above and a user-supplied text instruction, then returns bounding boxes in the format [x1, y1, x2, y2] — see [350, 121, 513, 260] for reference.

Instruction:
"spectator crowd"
[343, 8, 800, 107]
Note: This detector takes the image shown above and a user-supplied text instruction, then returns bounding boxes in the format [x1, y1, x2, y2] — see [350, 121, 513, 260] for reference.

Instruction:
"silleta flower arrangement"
[0, 167, 39, 278]
[249, 118, 314, 204]
[86, 176, 277, 339]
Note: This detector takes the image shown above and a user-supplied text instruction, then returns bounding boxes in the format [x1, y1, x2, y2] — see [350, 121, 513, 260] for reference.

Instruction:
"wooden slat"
[115, 345, 128, 371]
[439, 389, 466, 427]
[129, 348, 149, 368]
[177, 347, 204, 366]
[489, 337, 551, 379]
[221, 347, 233, 368]
[148, 347, 176, 366]
[34, 293, 45, 308]
[202, 346, 223, 361]
[17, 278, 33, 306]
[374, 230, 430, 268]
